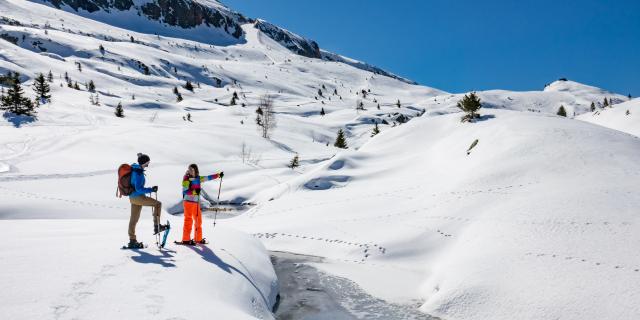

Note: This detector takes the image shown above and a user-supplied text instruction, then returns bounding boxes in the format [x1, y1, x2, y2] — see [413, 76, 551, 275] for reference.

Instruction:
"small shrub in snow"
[371, 123, 380, 137]
[288, 154, 299, 169]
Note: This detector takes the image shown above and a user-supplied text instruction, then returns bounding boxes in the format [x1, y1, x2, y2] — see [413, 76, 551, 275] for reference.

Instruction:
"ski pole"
[214, 176, 223, 228]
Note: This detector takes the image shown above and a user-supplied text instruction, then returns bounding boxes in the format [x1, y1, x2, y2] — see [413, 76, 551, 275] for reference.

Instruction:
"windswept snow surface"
[1, 0, 639, 319]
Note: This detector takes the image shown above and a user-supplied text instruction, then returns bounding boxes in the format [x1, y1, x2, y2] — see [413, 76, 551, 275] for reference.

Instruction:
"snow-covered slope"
[577, 98, 640, 137]
[1, 0, 638, 319]
[228, 109, 640, 320]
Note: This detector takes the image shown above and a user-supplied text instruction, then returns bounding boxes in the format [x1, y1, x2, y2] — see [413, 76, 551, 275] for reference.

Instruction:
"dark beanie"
[137, 153, 150, 165]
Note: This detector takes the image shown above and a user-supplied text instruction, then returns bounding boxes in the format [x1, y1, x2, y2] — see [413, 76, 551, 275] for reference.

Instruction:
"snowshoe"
[122, 240, 145, 249]
[174, 239, 196, 246]
[153, 223, 169, 235]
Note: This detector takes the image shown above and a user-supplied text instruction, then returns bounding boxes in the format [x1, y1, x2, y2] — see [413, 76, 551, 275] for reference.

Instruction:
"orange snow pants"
[182, 201, 203, 242]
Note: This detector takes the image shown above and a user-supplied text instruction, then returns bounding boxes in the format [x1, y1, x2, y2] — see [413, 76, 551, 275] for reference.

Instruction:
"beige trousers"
[128, 195, 162, 240]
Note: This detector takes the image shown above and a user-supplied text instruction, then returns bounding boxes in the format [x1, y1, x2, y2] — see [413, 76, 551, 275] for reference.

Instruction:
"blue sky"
[223, 0, 639, 96]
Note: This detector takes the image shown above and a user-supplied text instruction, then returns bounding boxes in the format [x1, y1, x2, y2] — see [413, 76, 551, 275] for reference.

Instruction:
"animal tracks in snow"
[524, 252, 640, 274]
[252, 232, 387, 263]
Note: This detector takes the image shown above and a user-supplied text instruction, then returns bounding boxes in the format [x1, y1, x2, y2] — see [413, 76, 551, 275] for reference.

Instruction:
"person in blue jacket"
[127, 153, 166, 248]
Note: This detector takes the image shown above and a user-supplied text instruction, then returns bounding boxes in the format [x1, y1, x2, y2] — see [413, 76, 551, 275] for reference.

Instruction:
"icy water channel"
[270, 251, 439, 320]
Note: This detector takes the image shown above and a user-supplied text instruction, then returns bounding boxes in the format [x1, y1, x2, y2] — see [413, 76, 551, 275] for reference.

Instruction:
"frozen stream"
[270, 251, 439, 320]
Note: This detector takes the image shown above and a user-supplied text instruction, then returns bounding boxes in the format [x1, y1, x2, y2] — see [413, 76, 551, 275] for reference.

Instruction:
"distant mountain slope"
[577, 98, 640, 137]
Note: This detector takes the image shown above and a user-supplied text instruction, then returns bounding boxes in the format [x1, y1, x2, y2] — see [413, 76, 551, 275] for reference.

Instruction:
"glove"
[219, 172, 224, 178]
[152, 186, 158, 192]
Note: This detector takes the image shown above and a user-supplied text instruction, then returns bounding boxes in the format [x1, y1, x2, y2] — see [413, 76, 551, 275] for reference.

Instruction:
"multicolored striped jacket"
[182, 173, 221, 203]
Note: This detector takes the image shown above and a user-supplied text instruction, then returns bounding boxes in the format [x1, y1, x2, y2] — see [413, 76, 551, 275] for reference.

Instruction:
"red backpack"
[116, 164, 134, 197]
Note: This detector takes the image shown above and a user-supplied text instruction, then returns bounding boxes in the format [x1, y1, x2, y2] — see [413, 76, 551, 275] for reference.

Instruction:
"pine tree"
[626, 110, 630, 116]
[456, 92, 482, 122]
[231, 91, 238, 105]
[557, 105, 567, 117]
[99, 44, 105, 55]
[320, 107, 325, 116]
[73, 82, 80, 90]
[88, 80, 95, 92]
[130, 36, 134, 43]
[603, 97, 609, 107]
[173, 87, 183, 102]
[1, 73, 36, 115]
[76, 62, 82, 72]
[47, 70, 53, 83]
[318, 89, 323, 97]
[371, 123, 380, 137]
[590, 102, 596, 112]
[288, 154, 299, 169]
[114, 102, 124, 118]
[184, 80, 194, 92]
[377, 103, 380, 110]
[64, 72, 69, 82]
[334, 128, 348, 149]
[33, 73, 51, 103]
[396, 99, 401, 108]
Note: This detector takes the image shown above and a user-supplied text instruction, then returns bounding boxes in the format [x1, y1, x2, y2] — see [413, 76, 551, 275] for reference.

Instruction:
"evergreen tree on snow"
[590, 102, 596, 112]
[456, 92, 482, 122]
[87, 80, 96, 92]
[114, 102, 124, 118]
[1, 73, 36, 116]
[184, 80, 194, 92]
[99, 44, 105, 55]
[557, 105, 567, 117]
[334, 128, 348, 149]
[318, 89, 323, 97]
[396, 99, 401, 108]
[603, 97, 609, 107]
[320, 107, 325, 116]
[47, 70, 53, 83]
[33, 73, 51, 103]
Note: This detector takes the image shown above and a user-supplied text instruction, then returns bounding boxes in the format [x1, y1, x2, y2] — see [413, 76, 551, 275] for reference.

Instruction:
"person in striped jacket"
[181, 164, 223, 245]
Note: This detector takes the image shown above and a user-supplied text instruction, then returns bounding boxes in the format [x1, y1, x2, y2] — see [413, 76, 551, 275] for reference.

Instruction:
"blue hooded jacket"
[130, 163, 153, 197]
